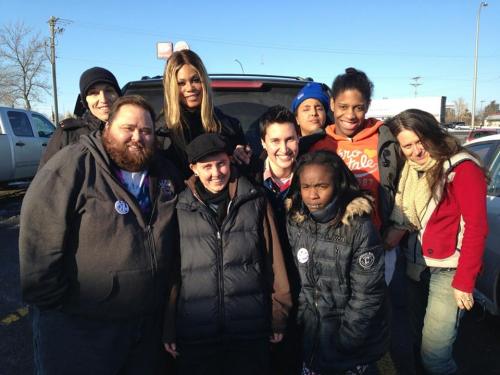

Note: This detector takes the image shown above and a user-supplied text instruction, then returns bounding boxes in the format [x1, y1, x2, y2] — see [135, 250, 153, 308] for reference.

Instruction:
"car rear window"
[124, 80, 306, 153]
[214, 86, 304, 152]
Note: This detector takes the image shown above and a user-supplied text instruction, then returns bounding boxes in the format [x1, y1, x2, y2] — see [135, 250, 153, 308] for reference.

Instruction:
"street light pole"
[234, 59, 245, 74]
[471, 1, 488, 129]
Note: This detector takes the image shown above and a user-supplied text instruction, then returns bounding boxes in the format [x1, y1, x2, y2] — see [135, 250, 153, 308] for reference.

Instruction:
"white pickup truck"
[0, 106, 55, 184]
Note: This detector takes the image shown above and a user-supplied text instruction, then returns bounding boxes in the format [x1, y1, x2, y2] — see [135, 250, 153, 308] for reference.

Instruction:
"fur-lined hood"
[286, 196, 373, 226]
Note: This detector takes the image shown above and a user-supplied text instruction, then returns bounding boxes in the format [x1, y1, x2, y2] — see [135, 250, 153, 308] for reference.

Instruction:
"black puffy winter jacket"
[166, 173, 291, 345]
[287, 197, 389, 373]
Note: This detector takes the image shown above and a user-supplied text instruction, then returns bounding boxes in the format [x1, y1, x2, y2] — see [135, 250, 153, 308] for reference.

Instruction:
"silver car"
[465, 134, 500, 315]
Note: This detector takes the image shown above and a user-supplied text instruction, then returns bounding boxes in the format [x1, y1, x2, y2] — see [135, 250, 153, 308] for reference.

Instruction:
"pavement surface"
[0, 187, 499, 375]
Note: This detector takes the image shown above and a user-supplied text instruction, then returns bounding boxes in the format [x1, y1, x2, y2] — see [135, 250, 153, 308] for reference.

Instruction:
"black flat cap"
[186, 133, 231, 164]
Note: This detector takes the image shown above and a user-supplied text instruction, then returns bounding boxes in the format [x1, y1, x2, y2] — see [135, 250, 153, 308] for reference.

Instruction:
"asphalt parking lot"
[0, 188, 499, 375]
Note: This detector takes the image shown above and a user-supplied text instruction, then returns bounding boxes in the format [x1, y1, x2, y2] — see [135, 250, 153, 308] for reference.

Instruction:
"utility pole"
[409, 76, 422, 97]
[48, 17, 60, 124]
[48, 17, 71, 124]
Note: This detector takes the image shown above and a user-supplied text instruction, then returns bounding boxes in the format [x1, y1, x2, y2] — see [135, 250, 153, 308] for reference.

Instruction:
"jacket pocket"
[77, 270, 114, 305]
[104, 268, 155, 315]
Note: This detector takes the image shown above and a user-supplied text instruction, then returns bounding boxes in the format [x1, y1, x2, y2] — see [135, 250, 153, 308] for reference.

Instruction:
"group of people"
[19, 49, 488, 375]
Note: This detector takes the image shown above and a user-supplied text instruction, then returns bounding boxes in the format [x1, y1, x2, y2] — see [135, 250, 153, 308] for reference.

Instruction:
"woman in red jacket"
[384, 109, 488, 375]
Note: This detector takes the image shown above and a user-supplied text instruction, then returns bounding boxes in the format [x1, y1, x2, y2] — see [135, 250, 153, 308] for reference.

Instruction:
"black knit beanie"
[79, 67, 122, 108]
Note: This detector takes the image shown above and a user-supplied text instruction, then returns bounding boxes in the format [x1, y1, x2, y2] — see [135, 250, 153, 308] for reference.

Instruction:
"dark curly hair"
[331, 67, 374, 103]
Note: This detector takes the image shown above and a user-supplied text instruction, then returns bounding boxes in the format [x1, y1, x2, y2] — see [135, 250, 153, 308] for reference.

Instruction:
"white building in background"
[366, 96, 446, 123]
[484, 114, 500, 128]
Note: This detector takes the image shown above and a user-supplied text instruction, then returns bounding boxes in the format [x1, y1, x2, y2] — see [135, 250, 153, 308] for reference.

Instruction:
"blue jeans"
[407, 267, 463, 375]
[31, 307, 165, 375]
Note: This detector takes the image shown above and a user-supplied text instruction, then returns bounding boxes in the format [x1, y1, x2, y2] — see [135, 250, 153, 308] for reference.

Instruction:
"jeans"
[407, 267, 463, 375]
[31, 307, 165, 375]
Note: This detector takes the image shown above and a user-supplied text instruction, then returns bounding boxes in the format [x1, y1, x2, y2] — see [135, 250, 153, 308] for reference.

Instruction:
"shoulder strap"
[445, 152, 482, 174]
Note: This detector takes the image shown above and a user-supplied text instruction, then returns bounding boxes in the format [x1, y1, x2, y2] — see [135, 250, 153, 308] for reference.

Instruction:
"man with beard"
[39, 66, 122, 169]
[19, 95, 182, 375]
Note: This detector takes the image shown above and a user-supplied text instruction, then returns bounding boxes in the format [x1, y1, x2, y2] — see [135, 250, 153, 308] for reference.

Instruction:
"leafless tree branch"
[0, 21, 49, 109]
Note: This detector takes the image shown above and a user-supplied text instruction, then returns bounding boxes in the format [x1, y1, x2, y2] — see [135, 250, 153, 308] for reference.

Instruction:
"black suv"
[121, 74, 328, 153]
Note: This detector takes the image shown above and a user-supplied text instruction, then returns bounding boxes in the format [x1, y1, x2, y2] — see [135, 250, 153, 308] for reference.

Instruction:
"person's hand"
[232, 144, 252, 165]
[383, 227, 407, 250]
[164, 342, 179, 358]
[269, 332, 284, 343]
[453, 288, 474, 311]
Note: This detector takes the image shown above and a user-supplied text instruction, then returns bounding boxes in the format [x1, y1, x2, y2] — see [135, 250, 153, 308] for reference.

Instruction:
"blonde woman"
[160, 50, 251, 177]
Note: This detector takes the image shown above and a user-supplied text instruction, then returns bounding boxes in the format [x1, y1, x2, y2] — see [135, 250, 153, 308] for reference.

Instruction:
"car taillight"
[211, 81, 263, 89]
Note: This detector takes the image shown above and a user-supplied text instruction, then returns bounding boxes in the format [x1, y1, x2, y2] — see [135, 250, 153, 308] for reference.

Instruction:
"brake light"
[211, 81, 263, 89]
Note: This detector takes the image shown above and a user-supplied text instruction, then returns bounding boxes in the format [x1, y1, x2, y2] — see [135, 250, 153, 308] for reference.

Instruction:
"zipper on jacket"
[335, 247, 344, 285]
[146, 225, 158, 303]
[192, 193, 227, 335]
[308, 288, 321, 369]
[216, 230, 225, 334]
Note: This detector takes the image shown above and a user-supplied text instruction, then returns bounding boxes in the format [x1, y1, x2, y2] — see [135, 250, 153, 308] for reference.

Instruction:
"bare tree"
[453, 98, 469, 123]
[0, 68, 16, 106]
[0, 21, 50, 110]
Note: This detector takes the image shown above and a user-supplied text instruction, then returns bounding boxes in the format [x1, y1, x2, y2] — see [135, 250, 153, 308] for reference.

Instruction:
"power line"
[70, 21, 498, 60]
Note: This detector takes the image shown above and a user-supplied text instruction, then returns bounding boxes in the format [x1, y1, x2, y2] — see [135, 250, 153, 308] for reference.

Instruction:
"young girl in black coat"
[286, 151, 389, 375]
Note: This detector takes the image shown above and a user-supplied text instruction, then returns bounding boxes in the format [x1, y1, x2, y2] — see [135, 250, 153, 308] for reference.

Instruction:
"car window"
[31, 114, 55, 138]
[214, 87, 301, 133]
[124, 82, 305, 154]
[214, 86, 305, 154]
[7, 111, 34, 137]
[488, 150, 500, 197]
[124, 86, 164, 120]
[467, 142, 495, 163]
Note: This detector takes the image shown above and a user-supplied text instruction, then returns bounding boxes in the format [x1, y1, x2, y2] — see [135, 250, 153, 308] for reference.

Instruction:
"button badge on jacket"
[358, 251, 375, 270]
[114, 200, 129, 215]
[297, 248, 309, 264]
[159, 179, 175, 200]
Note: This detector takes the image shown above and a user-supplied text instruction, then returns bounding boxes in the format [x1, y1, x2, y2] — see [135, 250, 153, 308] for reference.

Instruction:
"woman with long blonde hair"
[160, 50, 250, 177]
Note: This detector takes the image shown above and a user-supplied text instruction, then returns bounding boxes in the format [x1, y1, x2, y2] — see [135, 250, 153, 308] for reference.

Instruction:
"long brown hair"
[385, 109, 481, 196]
[163, 50, 220, 150]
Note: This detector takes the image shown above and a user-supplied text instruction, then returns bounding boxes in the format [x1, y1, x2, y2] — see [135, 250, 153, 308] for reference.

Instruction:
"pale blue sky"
[1, 0, 499, 117]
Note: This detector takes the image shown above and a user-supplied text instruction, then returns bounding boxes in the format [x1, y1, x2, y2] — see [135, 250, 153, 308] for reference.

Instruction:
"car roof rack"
[209, 73, 313, 81]
[138, 73, 314, 82]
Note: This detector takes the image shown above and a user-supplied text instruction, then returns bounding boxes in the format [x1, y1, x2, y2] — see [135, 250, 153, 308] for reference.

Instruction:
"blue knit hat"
[290, 82, 330, 113]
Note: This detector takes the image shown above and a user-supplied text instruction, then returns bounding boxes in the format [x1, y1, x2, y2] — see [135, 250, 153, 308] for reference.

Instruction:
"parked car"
[0, 107, 55, 185]
[119, 73, 329, 153]
[465, 128, 500, 143]
[465, 134, 500, 315]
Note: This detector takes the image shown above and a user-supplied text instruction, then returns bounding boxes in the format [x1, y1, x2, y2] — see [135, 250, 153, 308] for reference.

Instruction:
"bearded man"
[19, 95, 182, 375]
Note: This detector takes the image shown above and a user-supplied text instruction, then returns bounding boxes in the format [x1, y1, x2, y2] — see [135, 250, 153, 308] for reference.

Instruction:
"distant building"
[366, 96, 446, 123]
[484, 113, 500, 128]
